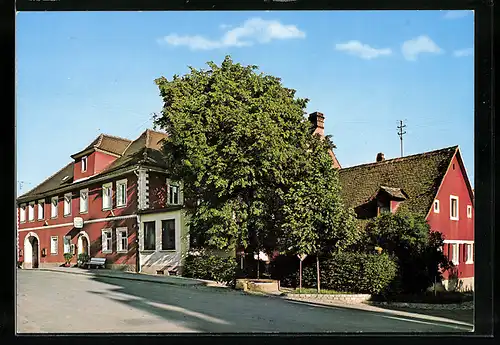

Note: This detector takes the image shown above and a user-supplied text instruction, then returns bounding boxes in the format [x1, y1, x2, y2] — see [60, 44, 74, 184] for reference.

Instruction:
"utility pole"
[397, 120, 407, 157]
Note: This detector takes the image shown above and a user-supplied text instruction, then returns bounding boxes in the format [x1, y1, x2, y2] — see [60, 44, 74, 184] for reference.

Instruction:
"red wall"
[148, 171, 168, 210]
[19, 217, 138, 266]
[426, 154, 474, 279]
[18, 174, 138, 230]
[94, 151, 119, 174]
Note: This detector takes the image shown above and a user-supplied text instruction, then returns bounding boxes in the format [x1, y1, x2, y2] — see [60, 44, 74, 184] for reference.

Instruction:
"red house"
[337, 147, 475, 291]
[17, 129, 190, 274]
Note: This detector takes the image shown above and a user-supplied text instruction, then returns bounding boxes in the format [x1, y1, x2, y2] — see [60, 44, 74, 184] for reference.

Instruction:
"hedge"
[301, 252, 398, 295]
[182, 250, 238, 286]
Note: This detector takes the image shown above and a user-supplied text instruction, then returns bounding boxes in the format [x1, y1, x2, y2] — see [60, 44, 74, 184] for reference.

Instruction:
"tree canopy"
[153, 56, 357, 258]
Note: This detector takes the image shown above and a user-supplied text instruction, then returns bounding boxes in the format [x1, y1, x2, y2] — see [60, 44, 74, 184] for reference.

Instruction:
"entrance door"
[81, 236, 89, 255]
[32, 237, 39, 268]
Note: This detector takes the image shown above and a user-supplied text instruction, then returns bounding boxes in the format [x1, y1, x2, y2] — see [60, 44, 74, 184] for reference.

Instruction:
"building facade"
[337, 147, 475, 291]
[17, 129, 189, 274]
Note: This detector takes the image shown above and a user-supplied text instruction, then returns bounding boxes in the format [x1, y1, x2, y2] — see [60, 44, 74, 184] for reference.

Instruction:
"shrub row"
[182, 250, 238, 286]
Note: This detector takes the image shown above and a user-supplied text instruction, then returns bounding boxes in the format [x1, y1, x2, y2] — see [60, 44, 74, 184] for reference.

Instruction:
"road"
[16, 270, 473, 333]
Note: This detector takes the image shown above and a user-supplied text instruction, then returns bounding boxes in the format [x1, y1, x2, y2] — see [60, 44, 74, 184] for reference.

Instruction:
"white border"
[116, 227, 128, 253]
[101, 228, 112, 253]
[450, 195, 459, 220]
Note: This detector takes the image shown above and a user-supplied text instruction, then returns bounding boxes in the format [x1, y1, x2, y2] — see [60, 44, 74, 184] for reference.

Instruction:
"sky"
[16, 10, 474, 195]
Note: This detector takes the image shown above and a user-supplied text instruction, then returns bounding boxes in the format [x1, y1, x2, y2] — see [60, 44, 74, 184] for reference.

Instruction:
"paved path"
[16, 270, 474, 333]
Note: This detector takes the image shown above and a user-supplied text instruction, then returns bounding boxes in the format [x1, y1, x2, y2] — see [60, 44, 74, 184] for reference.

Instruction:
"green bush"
[77, 253, 90, 267]
[63, 253, 73, 263]
[182, 250, 238, 286]
[301, 252, 397, 295]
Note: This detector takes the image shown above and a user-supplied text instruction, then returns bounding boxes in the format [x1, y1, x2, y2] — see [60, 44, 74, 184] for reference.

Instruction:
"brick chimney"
[308, 112, 325, 137]
[376, 152, 385, 162]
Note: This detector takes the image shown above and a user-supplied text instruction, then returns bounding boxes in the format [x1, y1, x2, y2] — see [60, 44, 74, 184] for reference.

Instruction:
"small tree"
[365, 212, 451, 294]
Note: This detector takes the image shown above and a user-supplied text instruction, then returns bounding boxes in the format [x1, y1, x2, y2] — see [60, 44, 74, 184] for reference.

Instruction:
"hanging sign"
[73, 217, 84, 229]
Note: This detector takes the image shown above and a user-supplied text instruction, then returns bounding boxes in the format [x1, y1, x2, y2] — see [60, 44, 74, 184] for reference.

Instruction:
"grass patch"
[286, 288, 355, 295]
[370, 291, 473, 304]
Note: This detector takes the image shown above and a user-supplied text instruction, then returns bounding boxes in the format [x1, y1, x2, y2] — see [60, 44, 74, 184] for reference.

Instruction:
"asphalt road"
[16, 270, 473, 333]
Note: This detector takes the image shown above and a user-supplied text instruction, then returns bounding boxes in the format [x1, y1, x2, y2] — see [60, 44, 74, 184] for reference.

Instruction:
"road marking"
[381, 315, 473, 332]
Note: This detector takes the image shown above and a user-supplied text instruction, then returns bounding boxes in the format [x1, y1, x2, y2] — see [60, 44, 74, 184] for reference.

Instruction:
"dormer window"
[379, 203, 391, 214]
[81, 156, 88, 172]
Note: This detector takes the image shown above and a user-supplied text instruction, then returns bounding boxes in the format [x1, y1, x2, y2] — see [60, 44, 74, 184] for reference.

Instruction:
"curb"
[36, 268, 205, 287]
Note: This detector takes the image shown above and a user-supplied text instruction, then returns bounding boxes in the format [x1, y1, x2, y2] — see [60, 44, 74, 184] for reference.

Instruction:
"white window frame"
[28, 202, 35, 222]
[50, 236, 58, 255]
[467, 205, 472, 218]
[433, 200, 440, 213]
[167, 179, 181, 205]
[80, 189, 89, 214]
[19, 204, 26, 223]
[116, 179, 127, 208]
[64, 193, 72, 216]
[101, 228, 112, 253]
[63, 236, 71, 254]
[161, 218, 176, 251]
[451, 243, 459, 265]
[465, 243, 474, 264]
[81, 156, 88, 172]
[51, 196, 58, 218]
[102, 183, 113, 210]
[37, 200, 45, 220]
[450, 195, 459, 220]
[116, 227, 128, 253]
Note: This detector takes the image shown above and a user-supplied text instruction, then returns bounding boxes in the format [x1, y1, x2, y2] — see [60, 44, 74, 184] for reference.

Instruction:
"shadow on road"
[87, 274, 473, 333]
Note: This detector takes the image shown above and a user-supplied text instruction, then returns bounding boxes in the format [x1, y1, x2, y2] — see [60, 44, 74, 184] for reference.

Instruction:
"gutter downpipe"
[133, 167, 141, 273]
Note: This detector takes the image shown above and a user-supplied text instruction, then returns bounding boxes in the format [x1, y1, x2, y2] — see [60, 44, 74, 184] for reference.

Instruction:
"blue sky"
[16, 10, 474, 195]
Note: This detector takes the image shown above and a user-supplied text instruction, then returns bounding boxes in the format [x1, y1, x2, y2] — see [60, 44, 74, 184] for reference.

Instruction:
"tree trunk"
[299, 259, 303, 292]
[316, 255, 321, 293]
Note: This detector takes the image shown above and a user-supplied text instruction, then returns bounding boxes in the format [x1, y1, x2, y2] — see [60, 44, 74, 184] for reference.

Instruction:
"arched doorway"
[77, 231, 90, 256]
[23, 232, 40, 269]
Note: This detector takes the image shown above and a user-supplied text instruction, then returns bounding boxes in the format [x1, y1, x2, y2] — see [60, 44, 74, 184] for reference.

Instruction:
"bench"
[87, 257, 106, 269]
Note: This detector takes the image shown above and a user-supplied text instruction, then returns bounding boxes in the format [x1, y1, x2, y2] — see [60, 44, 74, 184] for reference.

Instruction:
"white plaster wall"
[139, 210, 185, 274]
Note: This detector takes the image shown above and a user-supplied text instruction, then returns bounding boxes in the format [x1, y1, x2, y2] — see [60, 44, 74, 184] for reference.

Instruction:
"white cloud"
[158, 17, 305, 50]
[219, 24, 232, 30]
[453, 48, 473, 57]
[401, 35, 443, 61]
[335, 40, 392, 59]
[443, 10, 471, 19]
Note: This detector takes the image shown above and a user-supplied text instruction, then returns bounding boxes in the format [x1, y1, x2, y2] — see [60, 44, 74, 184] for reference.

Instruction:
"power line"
[397, 120, 407, 157]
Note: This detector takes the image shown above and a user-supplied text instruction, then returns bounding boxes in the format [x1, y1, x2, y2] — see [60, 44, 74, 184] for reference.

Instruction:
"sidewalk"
[37, 266, 225, 288]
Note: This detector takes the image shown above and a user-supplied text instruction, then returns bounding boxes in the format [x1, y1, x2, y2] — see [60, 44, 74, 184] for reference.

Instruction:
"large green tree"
[153, 56, 314, 257]
[279, 134, 360, 291]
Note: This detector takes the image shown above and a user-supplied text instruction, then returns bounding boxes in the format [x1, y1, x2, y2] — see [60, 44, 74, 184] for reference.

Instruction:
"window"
[116, 228, 128, 252]
[64, 193, 72, 216]
[28, 202, 35, 221]
[467, 205, 472, 218]
[102, 183, 112, 210]
[81, 156, 88, 172]
[465, 243, 473, 264]
[63, 236, 71, 254]
[37, 200, 44, 220]
[19, 204, 26, 223]
[143, 221, 156, 250]
[451, 243, 459, 265]
[168, 181, 180, 205]
[434, 200, 440, 213]
[116, 179, 127, 207]
[450, 195, 459, 220]
[51, 197, 58, 218]
[161, 219, 176, 250]
[101, 229, 112, 253]
[80, 189, 89, 213]
[50, 236, 58, 255]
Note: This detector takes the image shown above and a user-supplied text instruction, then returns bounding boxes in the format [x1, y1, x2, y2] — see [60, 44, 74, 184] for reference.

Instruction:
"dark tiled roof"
[338, 146, 458, 217]
[71, 134, 132, 158]
[17, 129, 169, 203]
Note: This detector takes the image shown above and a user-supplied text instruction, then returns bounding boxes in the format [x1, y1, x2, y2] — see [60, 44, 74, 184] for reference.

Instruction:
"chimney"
[376, 152, 385, 162]
[308, 112, 325, 137]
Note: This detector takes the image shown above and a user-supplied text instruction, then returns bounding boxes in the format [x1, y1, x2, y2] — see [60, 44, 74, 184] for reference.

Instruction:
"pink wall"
[94, 151, 119, 174]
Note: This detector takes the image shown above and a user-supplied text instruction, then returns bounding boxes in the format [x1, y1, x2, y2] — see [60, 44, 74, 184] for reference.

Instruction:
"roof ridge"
[340, 145, 458, 171]
[18, 161, 73, 200]
[146, 128, 167, 135]
[95, 133, 104, 148]
[100, 133, 133, 142]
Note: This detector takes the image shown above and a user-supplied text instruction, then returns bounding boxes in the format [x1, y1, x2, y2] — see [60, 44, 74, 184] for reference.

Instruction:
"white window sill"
[51, 216, 58, 219]
[117, 250, 128, 253]
[80, 211, 88, 214]
[116, 204, 127, 209]
[51, 252, 58, 255]
[63, 214, 71, 218]
[102, 250, 112, 254]
[159, 249, 176, 252]
[466, 261, 474, 264]
[452, 261, 459, 266]
[450, 217, 459, 221]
